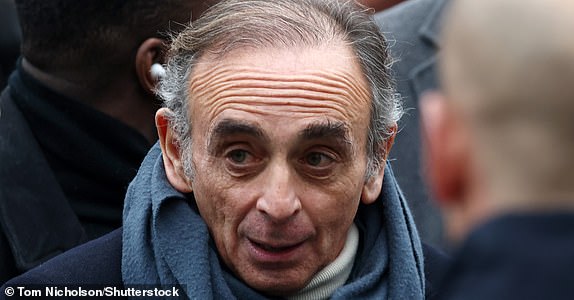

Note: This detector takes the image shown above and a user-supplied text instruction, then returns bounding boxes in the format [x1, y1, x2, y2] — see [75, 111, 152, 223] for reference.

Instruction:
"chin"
[241, 269, 311, 296]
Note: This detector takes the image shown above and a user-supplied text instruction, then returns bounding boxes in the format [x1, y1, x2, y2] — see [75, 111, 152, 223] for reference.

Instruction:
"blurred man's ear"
[361, 127, 396, 205]
[156, 108, 193, 193]
[135, 37, 165, 94]
[420, 91, 468, 206]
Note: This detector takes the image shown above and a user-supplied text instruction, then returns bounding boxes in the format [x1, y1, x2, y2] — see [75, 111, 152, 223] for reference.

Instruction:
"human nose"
[256, 163, 301, 223]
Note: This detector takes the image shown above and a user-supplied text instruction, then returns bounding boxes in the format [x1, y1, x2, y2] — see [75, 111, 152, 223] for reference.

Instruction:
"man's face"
[181, 44, 379, 295]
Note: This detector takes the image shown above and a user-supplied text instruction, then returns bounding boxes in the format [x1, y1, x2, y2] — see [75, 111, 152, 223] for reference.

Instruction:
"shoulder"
[0, 86, 22, 131]
[421, 243, 451, 299]
[436, 214, 574, 300]
[0, 230, 18, 284]
[1, 228, 123, 287]
[0, 88, 89, 281]
[374, 0, 445, 79]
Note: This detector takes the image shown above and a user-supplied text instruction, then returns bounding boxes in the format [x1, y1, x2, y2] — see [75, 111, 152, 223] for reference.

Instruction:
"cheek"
[191, 175, 225, 231]
[191, 157, 258, 239]
[191, 172, 252, 268]
[190, 156, 235, 234]
[303, 176, 363, 232]
[301, 186, 361, 263]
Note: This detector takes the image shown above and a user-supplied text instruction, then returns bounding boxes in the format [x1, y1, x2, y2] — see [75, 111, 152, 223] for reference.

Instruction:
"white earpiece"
[150, 63, 166, 80]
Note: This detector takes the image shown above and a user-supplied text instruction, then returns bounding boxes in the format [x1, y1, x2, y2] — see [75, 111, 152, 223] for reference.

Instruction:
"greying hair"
[157, 0, 402, 179]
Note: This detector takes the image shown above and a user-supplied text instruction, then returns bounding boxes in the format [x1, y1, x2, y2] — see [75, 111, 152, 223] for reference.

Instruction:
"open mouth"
[250, 240, 302, 253]
[246, 237, 309, 265]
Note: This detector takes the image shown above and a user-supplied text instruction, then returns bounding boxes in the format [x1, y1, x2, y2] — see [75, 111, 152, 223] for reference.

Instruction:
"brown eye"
[224, 148, 263, 178]
[305, 152, 334, 167]
[228, 149, 248, 164]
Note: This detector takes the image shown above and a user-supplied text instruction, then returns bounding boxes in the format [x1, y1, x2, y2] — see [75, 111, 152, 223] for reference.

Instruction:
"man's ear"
[361, 126, 396, 205]
[135, 37, 165, 94]
[420, 91, 467, 205]
[156, 108, 193, 193]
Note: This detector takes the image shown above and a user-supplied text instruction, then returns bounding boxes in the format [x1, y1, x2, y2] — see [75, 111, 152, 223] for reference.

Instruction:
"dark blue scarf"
[122, 144, 424, 299]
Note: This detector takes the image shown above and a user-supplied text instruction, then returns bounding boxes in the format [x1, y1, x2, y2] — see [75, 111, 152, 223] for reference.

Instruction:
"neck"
[490, 182, 574, 212]
[449, 180, 574, 243]
[22, 58, 159, 143]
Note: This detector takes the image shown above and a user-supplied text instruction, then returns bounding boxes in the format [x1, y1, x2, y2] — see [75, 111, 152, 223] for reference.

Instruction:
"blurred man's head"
[15, 0, 207, 80]
[422, 0, 574, 241]
[14, 0, 218, 141]
[154, 0, 400, 295]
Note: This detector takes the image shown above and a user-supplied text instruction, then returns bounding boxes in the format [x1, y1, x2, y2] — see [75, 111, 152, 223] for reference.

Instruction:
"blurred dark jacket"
[0, 0, 21, 89]
[0, 65, 149, 283]
[436, 213, 574, 300]
[375, 0, 450, 249]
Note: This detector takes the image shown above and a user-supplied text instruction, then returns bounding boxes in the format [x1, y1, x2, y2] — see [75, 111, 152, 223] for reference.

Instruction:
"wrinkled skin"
[158, 44, 389, 295]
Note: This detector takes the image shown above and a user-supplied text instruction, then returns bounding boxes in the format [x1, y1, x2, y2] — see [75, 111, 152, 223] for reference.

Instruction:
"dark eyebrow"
[299, 120, 352, 145]
[207, 119, 267, 154]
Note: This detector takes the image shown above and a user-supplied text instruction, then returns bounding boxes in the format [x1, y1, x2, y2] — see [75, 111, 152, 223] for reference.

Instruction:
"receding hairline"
[157, 0, 399, 179]
[186, 42, 374, 135]
[188, 38, 366, 78]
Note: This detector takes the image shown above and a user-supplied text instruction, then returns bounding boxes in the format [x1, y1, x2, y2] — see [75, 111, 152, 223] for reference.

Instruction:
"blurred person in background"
[0, 0, 217, 283]
[0, 0, 21, 89]
[376, 0, 450, 250]
[421, 0, 574, 299]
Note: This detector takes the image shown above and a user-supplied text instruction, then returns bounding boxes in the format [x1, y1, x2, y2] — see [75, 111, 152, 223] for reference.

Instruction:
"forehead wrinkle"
[190, 70, 370, 124]
[193, 78, 354, 104]
[201, 96, 357, 127]
[190, 65, 370, 106]
[206, 87, 352, 106]
[192, 71, 363, 97]
[314, 70, 371, 107]
[203, 103, 354, 126]
[191, 65, 367, 90]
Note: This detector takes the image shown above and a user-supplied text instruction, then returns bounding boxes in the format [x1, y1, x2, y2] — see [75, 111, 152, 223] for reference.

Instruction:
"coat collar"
[0, 86, 87, 272]
[408, 0, 451, 100]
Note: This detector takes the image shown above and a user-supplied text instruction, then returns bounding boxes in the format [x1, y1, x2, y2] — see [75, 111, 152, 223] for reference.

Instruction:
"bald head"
[439, 0, 574, 206]
[443, 0, 574, 108]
